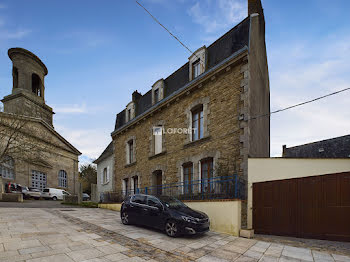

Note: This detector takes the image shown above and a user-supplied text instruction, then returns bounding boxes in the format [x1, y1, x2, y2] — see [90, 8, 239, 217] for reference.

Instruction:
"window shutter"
[107, 166, 110, 183]
[130, 178, 134, 194]
[100, 171, 103, 184]
[122, 180, 126, 193]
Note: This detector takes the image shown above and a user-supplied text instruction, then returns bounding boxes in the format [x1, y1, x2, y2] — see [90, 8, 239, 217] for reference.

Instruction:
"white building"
[93, 142, 114, 201]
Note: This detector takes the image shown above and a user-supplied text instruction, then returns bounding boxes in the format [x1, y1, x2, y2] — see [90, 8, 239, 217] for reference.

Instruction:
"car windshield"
[158, 196, 187, 209]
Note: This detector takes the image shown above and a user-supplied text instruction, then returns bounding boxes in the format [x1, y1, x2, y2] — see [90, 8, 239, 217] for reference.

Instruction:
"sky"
[0, 0, 349, 165]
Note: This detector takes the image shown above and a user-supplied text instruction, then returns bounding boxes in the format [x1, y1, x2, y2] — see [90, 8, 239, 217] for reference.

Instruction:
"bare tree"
[0, 109, 49, 166]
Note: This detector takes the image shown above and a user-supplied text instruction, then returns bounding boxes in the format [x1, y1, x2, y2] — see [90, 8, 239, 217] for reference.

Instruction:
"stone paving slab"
[0, 207, 350, 262]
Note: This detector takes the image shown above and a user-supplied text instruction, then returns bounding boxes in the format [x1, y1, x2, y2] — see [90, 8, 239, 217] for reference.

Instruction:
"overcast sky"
[0, 0, 349, 164]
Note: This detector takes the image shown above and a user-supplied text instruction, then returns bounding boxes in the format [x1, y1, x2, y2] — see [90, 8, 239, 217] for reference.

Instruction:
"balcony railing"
[100, 175, 245, 204]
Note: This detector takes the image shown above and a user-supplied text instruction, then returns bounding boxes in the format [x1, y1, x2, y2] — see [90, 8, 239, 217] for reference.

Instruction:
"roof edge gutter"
[111, 45, 249, 137]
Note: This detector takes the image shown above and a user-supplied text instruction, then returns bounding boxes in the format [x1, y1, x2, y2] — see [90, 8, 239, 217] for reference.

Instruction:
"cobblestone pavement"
[0, 208, 349, 262]
[0, 200, 69, 208]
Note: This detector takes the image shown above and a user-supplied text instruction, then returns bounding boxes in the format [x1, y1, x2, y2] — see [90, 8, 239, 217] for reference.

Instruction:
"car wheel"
[165, 220, 178, 237]
[121, 211, 130, 225]
[52, 196, 57, 201]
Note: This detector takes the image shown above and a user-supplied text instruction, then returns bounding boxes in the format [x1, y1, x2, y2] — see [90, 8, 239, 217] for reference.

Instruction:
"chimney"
[132, 90, 142, 102]
[282, 145, 287, 157]
[248, 0, 265, 34]
[248, 0, 264, 16]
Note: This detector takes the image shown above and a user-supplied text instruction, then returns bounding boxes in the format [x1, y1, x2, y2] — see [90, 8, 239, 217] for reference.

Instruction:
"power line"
[134, 1, 350, 121]
[135, 0, 204, 65]
[249, 87, 350, 120]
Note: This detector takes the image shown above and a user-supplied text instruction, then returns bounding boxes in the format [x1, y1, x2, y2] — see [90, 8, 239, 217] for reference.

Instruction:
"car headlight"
[181, 216, 198, 223]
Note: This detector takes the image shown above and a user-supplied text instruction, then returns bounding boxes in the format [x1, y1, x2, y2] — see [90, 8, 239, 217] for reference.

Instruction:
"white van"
[42, 188, 70, 200]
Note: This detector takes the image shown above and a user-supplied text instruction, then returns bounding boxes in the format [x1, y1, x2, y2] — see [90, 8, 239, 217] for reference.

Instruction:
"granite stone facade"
[111, 0, 270, 228]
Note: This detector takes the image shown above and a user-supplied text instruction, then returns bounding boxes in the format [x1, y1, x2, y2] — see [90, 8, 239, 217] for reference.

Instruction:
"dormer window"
[127, 109, 131, 121]
[193, 60, 201, 79]
[126, 102, 135, 122]
[154, 88, 159, 103]
[189, 46, 207, 81]
[152, 79, 164, 105]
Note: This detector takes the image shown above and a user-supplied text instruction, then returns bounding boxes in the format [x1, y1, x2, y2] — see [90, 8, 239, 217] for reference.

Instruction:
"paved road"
[0, 207, 349, 262]
[0, 200, 72, 208]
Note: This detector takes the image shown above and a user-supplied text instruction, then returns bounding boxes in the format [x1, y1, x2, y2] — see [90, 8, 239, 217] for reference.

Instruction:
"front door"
[154, 171, 162, 195]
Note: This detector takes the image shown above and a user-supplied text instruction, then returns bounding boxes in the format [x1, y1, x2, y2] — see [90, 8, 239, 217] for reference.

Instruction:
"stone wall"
[112, 57, 246, 192]
[0, 113, 79, 194]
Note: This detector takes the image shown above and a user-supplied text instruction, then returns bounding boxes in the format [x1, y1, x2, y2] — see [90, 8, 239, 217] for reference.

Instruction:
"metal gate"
[253, 172, 350, 242]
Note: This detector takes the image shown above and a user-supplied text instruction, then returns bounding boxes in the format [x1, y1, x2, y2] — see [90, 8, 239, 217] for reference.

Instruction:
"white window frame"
[188, 46, 207, 81]
[152, 79, 164, 105]
[0, 156, 15, 180]
[58, 170, 67, 188]
[127, 140, 134, 164]
[193, 60, 201, 78]
[31, 170, 47, 191]
[153, 126, 163, 155]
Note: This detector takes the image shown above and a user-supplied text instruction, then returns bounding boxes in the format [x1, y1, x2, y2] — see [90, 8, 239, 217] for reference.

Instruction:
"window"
[193, 60, 201, 79]
[127, 140, 134, 164]
[183, 163, 193, 194]
[132, 176, 139, 194]
[102, 167, 109, 184]
[188, 46, 207, 81]
[153, 126, 163, 155]
[0, 156, 15, 180]
[58, 170, 67, 188]
[152, 79, 164, 105]
[31, 170, 47, 191]
[127, 109, 131, 122]
[192, 105, 204, 141]
[123, 178, 129, 196]
[32, 73, 41, 97]
[154, 88, 159, 103]
[153, 170, 162, 196]
[201, 158, 213, 193]
[147, 196, 162, 208]
[132, 194, 146, 205]
[13, 67, 18, 89]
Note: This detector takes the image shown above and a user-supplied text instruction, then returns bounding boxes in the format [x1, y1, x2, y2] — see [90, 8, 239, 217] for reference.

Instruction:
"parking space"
[0, 207, 349, 261]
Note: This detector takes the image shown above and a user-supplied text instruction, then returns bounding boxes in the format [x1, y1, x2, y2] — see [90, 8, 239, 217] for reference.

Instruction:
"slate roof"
[283, 135, 350, 158]
[93, 141, 114, 164]
[114, 17, 250, 131]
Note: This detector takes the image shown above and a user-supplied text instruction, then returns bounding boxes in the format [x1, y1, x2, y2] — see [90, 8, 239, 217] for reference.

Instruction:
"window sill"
[148, 151, 167, 160]
[125, 162, 136, 168]
[183, 136, 211, 148]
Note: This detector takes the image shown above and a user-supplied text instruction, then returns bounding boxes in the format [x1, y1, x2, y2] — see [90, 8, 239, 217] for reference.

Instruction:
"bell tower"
[2, 48, 54, 126]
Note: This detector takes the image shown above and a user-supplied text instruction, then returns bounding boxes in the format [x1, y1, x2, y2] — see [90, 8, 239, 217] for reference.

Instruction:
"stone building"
[283, 134, 350, 158]
[93, 141, 115, 201]
[111, 0, 270, 226]
[0, 48, 81, 193]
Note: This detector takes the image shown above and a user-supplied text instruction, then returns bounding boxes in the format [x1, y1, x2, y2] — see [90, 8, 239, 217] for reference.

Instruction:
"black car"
[120, 194, 210, 237]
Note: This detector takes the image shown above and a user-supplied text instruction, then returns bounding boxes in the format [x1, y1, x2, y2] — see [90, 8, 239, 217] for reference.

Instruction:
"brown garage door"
[253, 172, 350, 242]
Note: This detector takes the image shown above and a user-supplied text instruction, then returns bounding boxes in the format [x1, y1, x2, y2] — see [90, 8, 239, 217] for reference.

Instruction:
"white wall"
[96, 154, 114, 202]
[247, 158, 350, 228]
